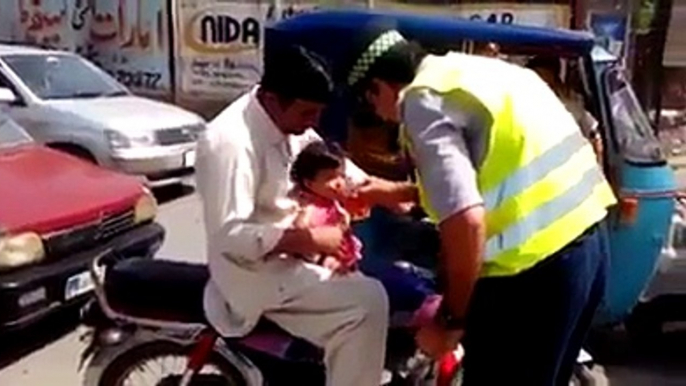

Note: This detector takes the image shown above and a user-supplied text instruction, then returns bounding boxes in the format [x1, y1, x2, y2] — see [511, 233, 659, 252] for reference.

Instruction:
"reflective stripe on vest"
[485, 161, 605, 260]
[482, 130, 588, 211]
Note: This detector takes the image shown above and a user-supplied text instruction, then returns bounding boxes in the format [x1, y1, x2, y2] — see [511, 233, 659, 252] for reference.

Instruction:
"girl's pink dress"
[297, 192, 363, 268]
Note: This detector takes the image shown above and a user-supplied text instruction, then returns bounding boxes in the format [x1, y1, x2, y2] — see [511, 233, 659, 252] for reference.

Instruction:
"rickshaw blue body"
[266, 9, 678, 327]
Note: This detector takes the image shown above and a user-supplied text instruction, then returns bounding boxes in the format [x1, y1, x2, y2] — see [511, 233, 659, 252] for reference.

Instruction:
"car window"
[0, 114, 33, 148]
[1, 54, 128, 100]
[604, 67, 665, 164]
[0, 71, 11, 88]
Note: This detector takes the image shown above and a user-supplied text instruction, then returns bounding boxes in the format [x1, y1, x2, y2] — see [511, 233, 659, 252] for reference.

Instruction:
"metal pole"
[274, 0, 283, 18]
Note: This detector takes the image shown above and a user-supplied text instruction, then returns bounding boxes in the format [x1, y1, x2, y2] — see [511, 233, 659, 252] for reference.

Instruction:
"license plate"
[184, 150, 196, 167]
[65, 271, 95, 301]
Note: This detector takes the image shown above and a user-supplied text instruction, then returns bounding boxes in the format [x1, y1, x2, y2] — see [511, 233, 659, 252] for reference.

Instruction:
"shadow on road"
[152, 182, 196, 205]
[0, 307, 80, 371]
[590, 327, 686, 384]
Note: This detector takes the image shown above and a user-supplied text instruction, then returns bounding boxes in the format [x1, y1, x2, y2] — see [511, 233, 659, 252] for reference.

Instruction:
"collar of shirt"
[247, 86, 298, 163]
[247, 86, 289, 146]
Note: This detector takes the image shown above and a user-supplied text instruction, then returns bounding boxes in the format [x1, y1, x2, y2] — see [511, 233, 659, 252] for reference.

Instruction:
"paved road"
[0, 183, 684, 385]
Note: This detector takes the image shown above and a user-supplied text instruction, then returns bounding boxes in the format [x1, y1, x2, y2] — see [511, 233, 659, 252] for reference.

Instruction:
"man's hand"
[309, 226, 346, 257]
[416, 321, 464, 360]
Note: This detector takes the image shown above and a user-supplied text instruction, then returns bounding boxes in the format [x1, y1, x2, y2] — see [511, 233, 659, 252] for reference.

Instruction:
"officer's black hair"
[261, 44, 334, 104]
[290, 141, 345, 187]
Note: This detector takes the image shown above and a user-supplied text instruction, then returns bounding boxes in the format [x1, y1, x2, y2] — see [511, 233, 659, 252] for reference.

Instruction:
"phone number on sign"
[109, 69, 164, 91]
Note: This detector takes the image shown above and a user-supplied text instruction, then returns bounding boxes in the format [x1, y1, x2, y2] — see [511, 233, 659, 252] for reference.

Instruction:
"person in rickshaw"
[349, 23, 617, 385]
[472, 41, 501, 58]
[526, 55, 604, 164]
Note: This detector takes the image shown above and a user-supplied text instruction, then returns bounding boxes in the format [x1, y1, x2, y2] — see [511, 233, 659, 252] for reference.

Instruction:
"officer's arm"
[402, 89, 486, 321]
[437, 205, 485, 322]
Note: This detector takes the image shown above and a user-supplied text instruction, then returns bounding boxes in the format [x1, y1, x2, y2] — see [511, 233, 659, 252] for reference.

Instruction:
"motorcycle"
[79, 250, 463, 386]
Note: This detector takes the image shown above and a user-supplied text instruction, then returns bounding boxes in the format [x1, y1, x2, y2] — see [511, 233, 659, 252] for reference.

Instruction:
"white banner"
[380, 3, 571, 29]
[453, 4, 571, 29]
[175, 0, 317, 96]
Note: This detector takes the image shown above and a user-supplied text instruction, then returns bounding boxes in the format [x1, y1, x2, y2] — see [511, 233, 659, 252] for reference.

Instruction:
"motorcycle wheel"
[97, 340, 247, 386]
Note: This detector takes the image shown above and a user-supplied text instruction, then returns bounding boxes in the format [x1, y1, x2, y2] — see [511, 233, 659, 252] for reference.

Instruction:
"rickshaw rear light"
[618, 197, 639, 225]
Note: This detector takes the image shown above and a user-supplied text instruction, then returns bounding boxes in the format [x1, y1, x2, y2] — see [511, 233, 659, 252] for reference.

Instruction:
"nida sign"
[184, 4, 313, 55]
[185, 9, 261, 54]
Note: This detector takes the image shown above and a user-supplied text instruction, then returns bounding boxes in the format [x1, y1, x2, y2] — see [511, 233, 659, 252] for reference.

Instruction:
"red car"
[0, 112, 164, 330]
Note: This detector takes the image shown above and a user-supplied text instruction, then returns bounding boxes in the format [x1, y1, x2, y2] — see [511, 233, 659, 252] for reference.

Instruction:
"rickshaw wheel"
[625, 302, 664, 349]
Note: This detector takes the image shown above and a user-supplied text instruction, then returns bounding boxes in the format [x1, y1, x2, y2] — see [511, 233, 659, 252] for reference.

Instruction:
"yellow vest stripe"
[483, 180, 612, 277]
[485, 164, 606, 260]
[485, 143, 601, 237]
[482, 130, 589, 211]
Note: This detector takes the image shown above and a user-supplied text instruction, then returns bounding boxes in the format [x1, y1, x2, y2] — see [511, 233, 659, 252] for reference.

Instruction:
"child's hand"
[293, 206, 312, 229]
[321, 256, 351, 275]
[340, 195, 371, 221]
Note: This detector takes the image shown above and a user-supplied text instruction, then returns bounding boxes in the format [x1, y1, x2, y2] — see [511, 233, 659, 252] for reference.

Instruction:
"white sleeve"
[196, 133, 285, 263]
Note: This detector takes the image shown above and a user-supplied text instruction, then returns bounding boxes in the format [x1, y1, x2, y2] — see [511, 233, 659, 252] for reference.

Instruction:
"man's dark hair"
[261, 44, 334, 104]
[290, 141, 345, 186]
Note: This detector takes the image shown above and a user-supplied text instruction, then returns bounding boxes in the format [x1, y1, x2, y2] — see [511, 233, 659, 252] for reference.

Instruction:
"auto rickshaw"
[266, 9, 679, 382]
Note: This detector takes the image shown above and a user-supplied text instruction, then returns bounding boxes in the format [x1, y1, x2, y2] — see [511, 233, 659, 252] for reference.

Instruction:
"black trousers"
[461, 224, 609, 386]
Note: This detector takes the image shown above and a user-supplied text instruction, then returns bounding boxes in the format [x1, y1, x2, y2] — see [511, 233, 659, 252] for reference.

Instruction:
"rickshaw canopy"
[266, 9, 596, 82]
[267, 9, 680, 332]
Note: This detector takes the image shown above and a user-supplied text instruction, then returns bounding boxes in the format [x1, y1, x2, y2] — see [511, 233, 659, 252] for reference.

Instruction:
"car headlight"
[187, 122, 207, 137]
[106, 130, 156, 149]
[0, 232, 46, 270]
[134, 188, 158, 224]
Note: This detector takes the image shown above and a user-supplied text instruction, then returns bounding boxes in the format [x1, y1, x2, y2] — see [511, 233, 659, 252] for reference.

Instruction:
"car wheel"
[49, 143, 97, 164]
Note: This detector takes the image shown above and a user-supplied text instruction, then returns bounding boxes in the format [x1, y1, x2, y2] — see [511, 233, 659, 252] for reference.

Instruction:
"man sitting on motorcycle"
[195, 44, 417, 386]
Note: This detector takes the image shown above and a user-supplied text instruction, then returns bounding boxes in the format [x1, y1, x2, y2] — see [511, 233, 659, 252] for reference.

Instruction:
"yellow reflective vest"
[400, 52, 617, 277]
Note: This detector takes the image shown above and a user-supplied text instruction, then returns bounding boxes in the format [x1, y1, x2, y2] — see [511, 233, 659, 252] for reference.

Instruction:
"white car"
[0, 44, 206, 187]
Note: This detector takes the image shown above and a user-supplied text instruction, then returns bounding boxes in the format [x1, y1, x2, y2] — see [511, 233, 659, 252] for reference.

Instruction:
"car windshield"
[1, 54, 128, 100]
[605, 68, 665, 163]
[0, 113, 33, 148]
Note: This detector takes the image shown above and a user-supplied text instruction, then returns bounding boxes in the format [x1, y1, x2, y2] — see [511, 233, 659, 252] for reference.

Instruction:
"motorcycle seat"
[103, 258, 325, 363]
[104, 257, 209, 324]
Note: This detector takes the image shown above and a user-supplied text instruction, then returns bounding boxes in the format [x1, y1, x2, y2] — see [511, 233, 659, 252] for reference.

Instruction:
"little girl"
[290, 141, 367, 274]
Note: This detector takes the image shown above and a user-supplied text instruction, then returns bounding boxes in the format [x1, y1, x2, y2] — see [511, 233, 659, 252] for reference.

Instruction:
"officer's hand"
[416, 321, 463, 360]
[356, 177, 417, 208]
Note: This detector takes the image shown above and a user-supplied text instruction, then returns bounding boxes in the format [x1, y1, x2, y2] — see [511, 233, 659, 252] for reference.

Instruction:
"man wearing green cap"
[350, 25, 616, 385]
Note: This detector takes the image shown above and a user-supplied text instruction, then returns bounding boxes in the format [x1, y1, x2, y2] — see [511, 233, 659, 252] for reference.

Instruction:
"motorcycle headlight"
[106, 130, 156, 149]
[0, 232, 46, 270]
[134, 189, 158, 224]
